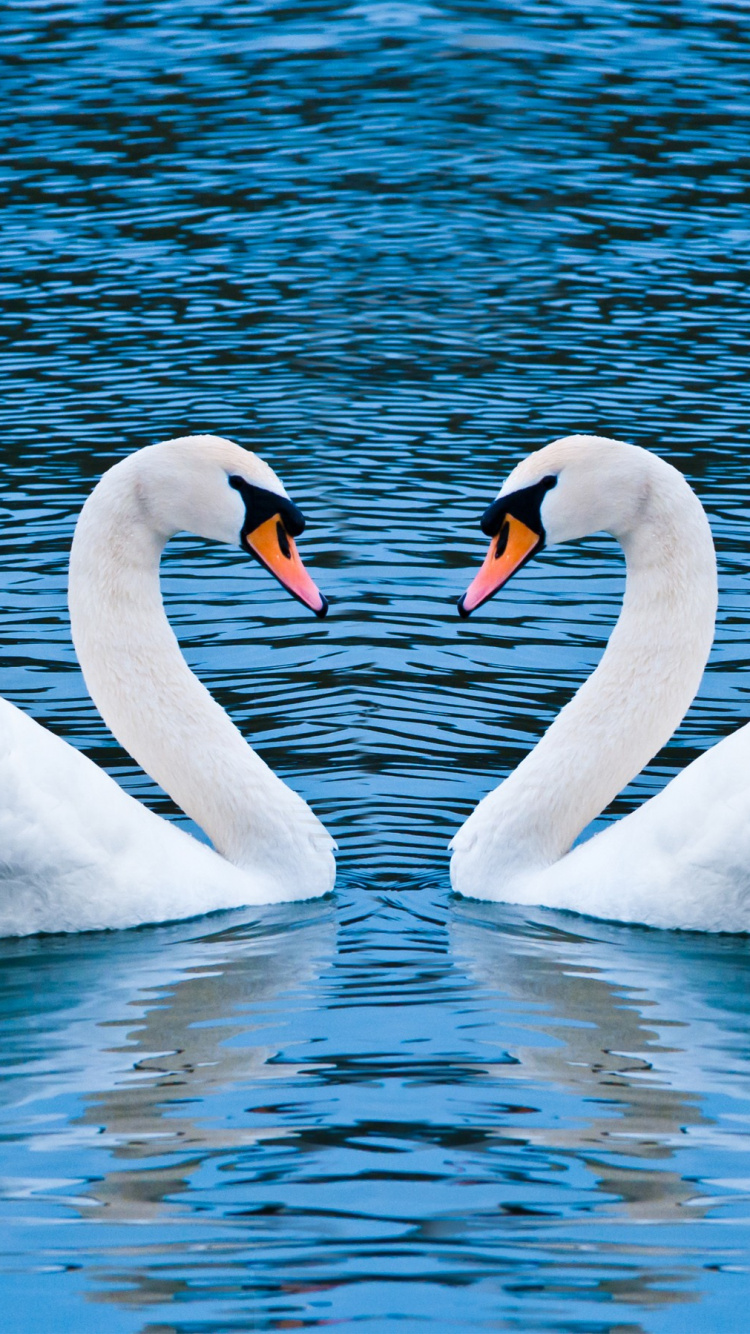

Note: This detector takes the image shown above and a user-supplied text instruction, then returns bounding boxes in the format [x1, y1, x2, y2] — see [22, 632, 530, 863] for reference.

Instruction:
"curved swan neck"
[464, 452, 718, 877]
[67, 450, 316, 880]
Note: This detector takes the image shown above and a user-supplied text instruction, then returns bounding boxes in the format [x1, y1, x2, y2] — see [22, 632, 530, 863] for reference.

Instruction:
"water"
[1, 0, 750, 1328]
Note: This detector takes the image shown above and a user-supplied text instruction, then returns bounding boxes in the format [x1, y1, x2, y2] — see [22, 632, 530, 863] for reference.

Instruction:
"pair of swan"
[1, 432, 745, 936]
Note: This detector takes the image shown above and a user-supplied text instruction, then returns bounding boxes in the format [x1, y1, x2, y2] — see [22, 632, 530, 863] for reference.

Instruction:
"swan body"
[451, 434, 750, 932]
[0, 435, 335, 936]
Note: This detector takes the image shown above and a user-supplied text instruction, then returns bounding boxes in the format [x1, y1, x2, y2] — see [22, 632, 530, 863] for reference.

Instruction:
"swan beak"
[244, 515, 328, 617]
[458, 514, 542, 617]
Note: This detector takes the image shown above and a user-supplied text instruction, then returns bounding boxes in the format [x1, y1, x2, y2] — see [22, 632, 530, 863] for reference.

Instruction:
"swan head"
[131, 435, 328, 617]
[458, 434, 667, 616]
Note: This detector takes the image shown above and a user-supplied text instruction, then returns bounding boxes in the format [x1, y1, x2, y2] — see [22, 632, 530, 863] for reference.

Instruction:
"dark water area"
[2, 0, 750, 1329]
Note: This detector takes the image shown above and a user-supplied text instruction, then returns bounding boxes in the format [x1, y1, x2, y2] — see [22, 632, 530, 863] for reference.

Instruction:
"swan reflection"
[0, 904, 333, 1221]
[452, 903, 750, 1223]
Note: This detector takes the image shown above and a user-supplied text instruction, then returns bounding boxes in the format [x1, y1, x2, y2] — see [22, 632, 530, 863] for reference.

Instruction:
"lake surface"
[2, 0, 750, 1329]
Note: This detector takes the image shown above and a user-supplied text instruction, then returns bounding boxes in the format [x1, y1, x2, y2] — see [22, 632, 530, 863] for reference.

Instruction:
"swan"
[0, 434, 335, 936]
[450, 433, 750, 933]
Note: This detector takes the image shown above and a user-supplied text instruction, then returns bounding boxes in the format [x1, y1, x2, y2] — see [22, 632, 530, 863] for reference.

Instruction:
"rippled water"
[2, 0, 750, 1329]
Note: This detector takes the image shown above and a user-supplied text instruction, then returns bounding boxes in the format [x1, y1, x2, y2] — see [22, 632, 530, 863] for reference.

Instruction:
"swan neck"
[468, 467, 718, 878]
[67, 454, 316, 881]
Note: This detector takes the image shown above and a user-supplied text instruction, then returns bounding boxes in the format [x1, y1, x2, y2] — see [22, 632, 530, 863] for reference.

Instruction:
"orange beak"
[244, 514, 328, 617]
[458, 513, 542, 617]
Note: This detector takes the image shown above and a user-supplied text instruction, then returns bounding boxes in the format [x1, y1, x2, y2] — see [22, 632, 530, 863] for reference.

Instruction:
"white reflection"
[0, 905, 334, 1220]
[452, 904, 750, 1222]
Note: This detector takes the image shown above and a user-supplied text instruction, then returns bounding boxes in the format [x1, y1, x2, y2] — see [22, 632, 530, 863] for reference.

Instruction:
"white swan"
[451, 433, 750, 933]
[0, 434, 335, 936]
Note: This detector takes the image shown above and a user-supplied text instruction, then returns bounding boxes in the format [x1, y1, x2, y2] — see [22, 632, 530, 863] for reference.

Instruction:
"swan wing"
[544, 720, 750, 932]
[0, 697, 317, 936]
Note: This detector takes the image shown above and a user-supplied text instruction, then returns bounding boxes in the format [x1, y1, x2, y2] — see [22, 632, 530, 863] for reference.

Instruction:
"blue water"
[2, 0, 750, 1328]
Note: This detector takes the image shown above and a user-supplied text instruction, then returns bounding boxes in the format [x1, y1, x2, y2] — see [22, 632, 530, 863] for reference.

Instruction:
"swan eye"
[228, 474, 306, 538]
[481, 473, 557, 538]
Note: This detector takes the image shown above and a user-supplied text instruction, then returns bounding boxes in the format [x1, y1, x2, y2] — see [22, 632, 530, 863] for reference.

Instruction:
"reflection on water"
[454, 910, 732, 1220]
[0, 904, 334, 1182]
[76, 909, 335, 1221]
[4, 895, 750, 1329]
[2, 0, 750, 1327]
